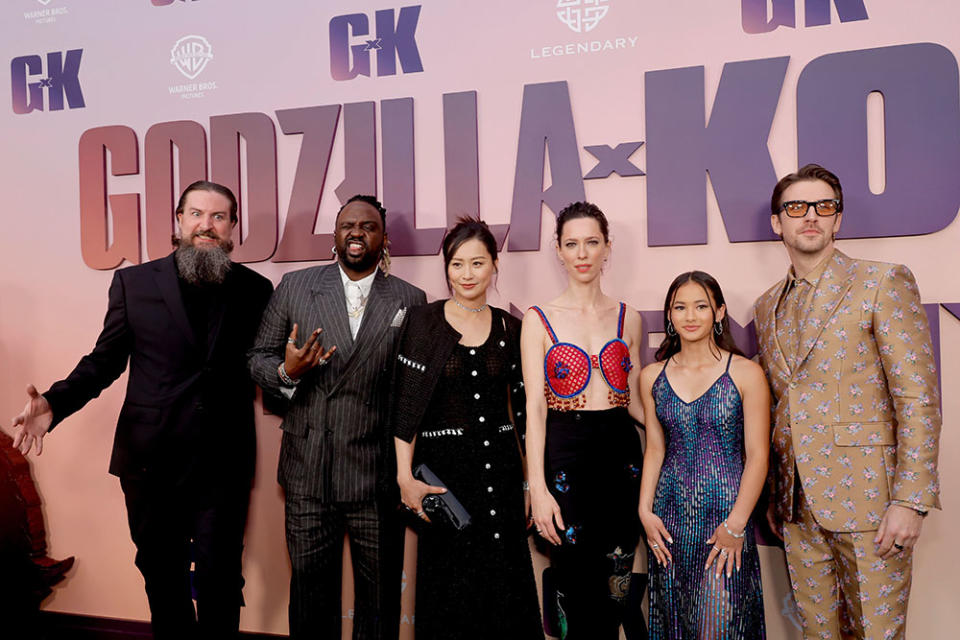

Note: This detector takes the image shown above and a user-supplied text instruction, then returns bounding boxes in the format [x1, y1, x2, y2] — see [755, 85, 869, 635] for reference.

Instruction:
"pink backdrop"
[1, 1, 958, 637]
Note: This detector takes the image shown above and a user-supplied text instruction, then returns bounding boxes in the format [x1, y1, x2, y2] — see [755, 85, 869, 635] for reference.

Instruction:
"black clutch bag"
[413, 463, 472, 531]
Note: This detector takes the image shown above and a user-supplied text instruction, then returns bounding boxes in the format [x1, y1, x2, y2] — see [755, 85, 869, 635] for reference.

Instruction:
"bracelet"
[522, 480, 530, 492]
[723, 520, 745, 539]
[278, 363, 299, 386]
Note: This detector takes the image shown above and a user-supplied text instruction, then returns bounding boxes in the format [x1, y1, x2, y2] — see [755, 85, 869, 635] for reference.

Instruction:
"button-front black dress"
[411, 316, 542, 639]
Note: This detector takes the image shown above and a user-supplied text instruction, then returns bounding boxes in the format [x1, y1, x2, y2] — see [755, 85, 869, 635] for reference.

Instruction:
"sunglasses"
[780, 199, 840, 217]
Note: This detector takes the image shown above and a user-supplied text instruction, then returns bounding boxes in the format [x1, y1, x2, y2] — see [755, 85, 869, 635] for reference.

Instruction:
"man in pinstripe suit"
[248, 195, 425, 640]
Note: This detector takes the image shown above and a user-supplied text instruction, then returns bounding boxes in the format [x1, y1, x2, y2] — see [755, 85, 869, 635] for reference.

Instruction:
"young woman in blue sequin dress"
[638, 271, 770, 639]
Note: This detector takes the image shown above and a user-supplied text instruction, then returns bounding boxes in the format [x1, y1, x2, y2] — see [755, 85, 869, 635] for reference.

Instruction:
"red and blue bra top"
[531, 302, 632, 411]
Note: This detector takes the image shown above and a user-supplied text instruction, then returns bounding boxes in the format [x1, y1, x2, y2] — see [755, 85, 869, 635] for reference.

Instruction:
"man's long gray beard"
[174, 243, 233, 285]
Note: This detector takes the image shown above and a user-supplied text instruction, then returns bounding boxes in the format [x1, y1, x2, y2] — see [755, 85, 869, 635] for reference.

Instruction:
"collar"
[338, 264, 376, 296]
[787, 248, 836, 289]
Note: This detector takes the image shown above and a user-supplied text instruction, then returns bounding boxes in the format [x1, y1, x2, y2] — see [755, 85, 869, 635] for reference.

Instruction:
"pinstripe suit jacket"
[248, 264, 425, 502]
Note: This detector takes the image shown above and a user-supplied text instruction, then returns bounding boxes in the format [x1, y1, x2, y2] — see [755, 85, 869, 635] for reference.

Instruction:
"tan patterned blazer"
[754, 250, 941, 532]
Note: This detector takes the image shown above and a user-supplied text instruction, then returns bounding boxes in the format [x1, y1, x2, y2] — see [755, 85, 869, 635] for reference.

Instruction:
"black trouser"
[284, 495, 403, 640]
[545, 408, 644, 640]
[120, 475, 249, 640]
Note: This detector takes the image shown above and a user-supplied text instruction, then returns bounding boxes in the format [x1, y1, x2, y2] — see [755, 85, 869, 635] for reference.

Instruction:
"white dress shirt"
[340, 265, 376, 340]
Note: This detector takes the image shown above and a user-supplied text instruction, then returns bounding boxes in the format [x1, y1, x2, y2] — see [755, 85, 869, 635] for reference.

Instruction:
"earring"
[714, 321, 723, 336]
[666, 322, 677, 337]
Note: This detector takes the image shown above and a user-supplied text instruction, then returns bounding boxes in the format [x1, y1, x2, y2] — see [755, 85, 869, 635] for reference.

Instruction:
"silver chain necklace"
[346, 283, 368, 318]
[453, 297, 487, 313]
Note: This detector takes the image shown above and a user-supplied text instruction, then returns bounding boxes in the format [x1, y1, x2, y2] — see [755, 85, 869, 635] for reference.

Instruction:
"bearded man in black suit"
[11, 180, 273, 639]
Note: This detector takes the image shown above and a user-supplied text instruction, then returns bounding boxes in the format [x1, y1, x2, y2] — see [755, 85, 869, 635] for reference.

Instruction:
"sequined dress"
[411, 317, 542, 640]
[648, 354, 765, 639]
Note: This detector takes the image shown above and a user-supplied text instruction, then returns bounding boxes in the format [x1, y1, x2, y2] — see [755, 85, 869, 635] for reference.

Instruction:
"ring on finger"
[719, 549, 728, 557]
[651, 543, 659, 549]
[893, 542, 905, 551]
[287, 338, 296, 344]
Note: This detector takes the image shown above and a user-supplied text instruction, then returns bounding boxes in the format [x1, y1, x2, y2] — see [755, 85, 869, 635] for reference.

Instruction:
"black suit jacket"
[247, 264, 425, 502]
[43, 254, 273, 485]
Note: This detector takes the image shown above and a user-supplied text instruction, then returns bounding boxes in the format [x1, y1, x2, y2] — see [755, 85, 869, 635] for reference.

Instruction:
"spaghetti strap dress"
[648, 353, 765, 639]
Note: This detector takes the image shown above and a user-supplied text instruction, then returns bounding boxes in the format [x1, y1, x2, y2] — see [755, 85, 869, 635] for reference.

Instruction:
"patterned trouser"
[783, 491, 913, 640]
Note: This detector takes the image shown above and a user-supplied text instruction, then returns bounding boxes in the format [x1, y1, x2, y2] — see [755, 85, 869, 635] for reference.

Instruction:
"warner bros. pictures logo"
[170, 35, 213, 80]
[24, 0, 69, 25]
[556, 0, 610, 33]
[168, 35, 217, 99]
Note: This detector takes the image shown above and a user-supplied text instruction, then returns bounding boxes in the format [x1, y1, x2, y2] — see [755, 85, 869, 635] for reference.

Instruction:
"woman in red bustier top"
[520, 202, 647, 639]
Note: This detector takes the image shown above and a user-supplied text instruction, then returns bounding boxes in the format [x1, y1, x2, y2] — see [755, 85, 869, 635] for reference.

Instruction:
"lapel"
[794, 250, 855, 373]
[312, 265, 355, 361]
[205, 267, 233, 360]
[329, 270, 400, 395]
[152, 254, 197, 348]
[761, 278, 792, 377]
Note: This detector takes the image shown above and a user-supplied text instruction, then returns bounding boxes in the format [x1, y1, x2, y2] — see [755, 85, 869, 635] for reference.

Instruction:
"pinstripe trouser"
[285, 494, 403, 640]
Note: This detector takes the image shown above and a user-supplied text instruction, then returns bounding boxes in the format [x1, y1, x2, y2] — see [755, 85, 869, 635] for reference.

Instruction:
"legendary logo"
[556, 0, 610, 33]
[10, 49, 85, 114]
[329, 5, 423, 81]
[170, 35, 213, 80]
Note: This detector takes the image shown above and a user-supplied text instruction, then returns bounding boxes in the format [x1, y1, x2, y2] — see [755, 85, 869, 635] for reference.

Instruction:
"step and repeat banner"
[1, 0, 959, 637]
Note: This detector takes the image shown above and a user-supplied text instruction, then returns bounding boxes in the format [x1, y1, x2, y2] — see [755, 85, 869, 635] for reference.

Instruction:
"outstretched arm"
[14, 271, 134, 454]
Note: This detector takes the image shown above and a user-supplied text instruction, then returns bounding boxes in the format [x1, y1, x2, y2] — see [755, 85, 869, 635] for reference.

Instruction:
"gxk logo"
[742, 0, 868, 34]
[10, 49, 85, 114]
[329, 5, 423, 81]
[170, 35, 213, 80]
[556, 0, 610, 33]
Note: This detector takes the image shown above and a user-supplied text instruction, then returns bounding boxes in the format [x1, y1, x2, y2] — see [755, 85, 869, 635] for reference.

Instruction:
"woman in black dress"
[392, 218, 542, 640]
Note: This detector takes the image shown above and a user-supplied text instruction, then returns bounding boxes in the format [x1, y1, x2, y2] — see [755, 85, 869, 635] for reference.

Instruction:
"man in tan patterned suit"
[754, 164, 941, 639]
